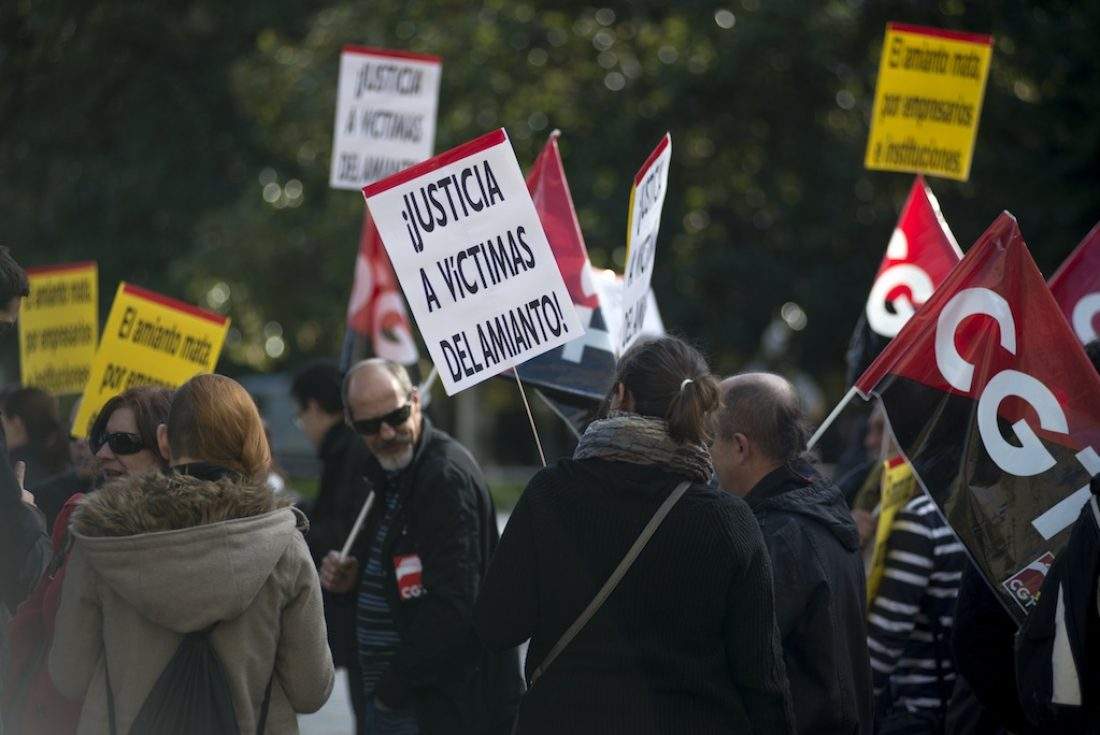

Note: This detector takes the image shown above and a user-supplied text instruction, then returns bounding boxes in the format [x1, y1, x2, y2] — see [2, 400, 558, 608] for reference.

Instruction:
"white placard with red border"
[363, 128, 583, 396]
[620, 133, 671, 351]
[330, 45, 442, 190]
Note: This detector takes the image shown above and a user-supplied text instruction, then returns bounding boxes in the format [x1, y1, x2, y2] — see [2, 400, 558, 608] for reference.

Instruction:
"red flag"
[514, 132, 617, 404]
[1048, 221, 1100, 344]
[345, 209, 419, 365]
[856, 212, 1100, 621]
[865, 176, 961, 337]
[847, 176, 961, 383]
[525, 131, 600, 311]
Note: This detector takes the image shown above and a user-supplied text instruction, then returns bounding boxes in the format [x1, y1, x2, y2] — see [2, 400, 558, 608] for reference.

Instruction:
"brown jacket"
[49, 470, 334, 734]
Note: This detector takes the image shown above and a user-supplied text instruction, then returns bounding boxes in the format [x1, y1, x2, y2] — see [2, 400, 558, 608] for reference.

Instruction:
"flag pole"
[807, 387, 860, 451]
[513, 367, 547, 467]
[340, 491, 376, 560]
[418, 366, 439, 395]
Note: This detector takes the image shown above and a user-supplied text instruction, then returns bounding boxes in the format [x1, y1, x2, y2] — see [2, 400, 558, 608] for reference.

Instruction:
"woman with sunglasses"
[3, 387, 172, 735]
[89, 388, 174, 479]
[50, 373, 333, 733]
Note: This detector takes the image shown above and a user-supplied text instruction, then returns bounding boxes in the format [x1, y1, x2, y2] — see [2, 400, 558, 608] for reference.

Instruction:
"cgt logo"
[1001, 551, 1056, 613]
[393, 554, 426, 601]
[1070, 291, 1100, 343]
[935, 287, 1100, 538]
[866, 228, 936, 338]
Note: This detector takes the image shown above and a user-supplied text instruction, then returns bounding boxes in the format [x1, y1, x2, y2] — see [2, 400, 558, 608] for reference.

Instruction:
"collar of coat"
[72, 469, 287, 538]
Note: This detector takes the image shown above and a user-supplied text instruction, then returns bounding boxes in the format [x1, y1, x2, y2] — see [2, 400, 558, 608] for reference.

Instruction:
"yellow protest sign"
[867, 455, 920, 605]
[72, 282, 230, 438]
[19, 262, 99, 395]
[865, 22, 993, 181]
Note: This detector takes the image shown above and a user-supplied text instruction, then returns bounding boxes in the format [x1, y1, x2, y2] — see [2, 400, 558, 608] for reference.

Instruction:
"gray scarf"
[574, 412, 713, 483]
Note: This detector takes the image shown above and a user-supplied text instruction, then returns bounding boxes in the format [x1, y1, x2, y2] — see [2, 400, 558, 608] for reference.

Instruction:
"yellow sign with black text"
[71, 282, 230, 438]
[19, 262, 99, 395]
[865, 23, 993, 181]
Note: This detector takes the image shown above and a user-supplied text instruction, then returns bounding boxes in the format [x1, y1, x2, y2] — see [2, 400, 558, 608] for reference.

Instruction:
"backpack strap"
[255, 669, 274, 734]
[103, 643, 118, 735]
[529, 480, 691, 687]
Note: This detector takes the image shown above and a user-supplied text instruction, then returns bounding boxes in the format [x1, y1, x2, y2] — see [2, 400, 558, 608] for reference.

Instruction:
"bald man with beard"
[711, 373, 873, 735]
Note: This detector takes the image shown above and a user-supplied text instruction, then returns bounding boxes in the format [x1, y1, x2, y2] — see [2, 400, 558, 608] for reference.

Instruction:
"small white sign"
[620, 134, 671, 351]
[329, 46, 442, 191]
[364, 129, 583, 395]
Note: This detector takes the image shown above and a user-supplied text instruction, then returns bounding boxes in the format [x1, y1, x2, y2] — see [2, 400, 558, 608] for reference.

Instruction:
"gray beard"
[375, 445, 414, 471]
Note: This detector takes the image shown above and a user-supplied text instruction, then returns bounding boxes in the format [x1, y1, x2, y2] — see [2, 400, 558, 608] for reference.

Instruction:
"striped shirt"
[357, 486, 402, 696]
[867, 493, 966, 714]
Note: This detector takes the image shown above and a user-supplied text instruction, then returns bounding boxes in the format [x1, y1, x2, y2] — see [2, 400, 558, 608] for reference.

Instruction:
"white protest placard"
[364, 129, 583, 395]
[620, 133, 671, 351]
[330, 46, 442, 190]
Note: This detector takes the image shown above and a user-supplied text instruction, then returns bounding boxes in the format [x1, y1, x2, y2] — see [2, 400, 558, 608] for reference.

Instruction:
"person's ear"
[734, 433, 750, 461]
[156, 424, 171, 462]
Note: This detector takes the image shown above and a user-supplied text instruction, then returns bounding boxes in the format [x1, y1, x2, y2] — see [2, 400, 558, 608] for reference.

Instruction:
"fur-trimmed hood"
[68, 470, 306, 632]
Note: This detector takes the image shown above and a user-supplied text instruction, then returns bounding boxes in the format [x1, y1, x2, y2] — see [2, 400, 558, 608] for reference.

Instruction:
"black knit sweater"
[475, 457, 796, 734]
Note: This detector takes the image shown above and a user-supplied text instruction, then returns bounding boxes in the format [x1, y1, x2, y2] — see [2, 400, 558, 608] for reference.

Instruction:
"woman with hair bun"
[51, 374, 333, 734]
[476, 336, 795, 735]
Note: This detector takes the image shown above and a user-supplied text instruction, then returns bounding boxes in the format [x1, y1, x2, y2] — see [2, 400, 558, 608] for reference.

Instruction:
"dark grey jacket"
[746, 461, 875, 735]
[1016, 490, 1100, 733]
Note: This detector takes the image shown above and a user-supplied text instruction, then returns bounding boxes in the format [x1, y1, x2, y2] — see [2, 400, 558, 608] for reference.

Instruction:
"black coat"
[1016, 492, 1100, 733]
[0, 435, 49, 614]
[745, 461, 875, 735]
[950, 563, 1036, 734]
[475, 457, 796, 735]
[347, 418, 522, 735]
[303, 422, 371, 669]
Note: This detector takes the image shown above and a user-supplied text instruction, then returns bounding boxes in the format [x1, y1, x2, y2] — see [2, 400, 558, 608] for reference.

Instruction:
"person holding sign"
[51, 374, 334, 733]
[320, 359, 521, 734]
[475, 337, 795, 734]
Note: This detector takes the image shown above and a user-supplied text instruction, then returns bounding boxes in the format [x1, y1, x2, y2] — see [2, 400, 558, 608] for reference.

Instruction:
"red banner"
[345, 210, 419, 365]
[1048, 221, 1100, 344]
[514, 132, 617, 404]
[856, 212, 1100, 621]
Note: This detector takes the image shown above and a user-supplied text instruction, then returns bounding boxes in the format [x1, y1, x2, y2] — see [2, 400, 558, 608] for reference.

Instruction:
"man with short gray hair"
[322, 359, 521, 734]
[712, 372, 873, 735]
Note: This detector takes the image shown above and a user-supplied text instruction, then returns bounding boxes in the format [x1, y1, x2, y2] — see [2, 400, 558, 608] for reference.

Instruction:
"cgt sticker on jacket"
[394, 554, 426, 600]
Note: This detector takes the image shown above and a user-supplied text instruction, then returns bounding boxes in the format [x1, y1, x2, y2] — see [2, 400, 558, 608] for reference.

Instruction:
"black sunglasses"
[91, 431, 145, 456]
[351, 403, 413, 436]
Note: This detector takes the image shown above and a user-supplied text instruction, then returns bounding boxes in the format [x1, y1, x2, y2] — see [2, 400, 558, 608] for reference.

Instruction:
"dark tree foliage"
[2, 0, 1097, 405]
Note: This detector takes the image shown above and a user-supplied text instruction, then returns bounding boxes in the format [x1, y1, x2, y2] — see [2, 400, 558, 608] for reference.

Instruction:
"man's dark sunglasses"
[351, 403, 413, 436]
[91, 431, 145, 456]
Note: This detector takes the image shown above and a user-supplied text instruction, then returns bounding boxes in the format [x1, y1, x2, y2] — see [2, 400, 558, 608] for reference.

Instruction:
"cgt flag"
[1048, 220, 1100, 345]
[855, 212, 1100, 623]
[514, 131, 617, 404]
[846, 176, 961, 385]
[346, 209, 419, 365]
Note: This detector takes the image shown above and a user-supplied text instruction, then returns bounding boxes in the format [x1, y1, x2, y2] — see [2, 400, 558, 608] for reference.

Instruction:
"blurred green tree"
[2, 0, 1098, 403]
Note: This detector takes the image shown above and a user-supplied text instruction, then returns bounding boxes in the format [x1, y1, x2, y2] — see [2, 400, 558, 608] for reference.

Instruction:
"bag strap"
[529, 480, 691, 687]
